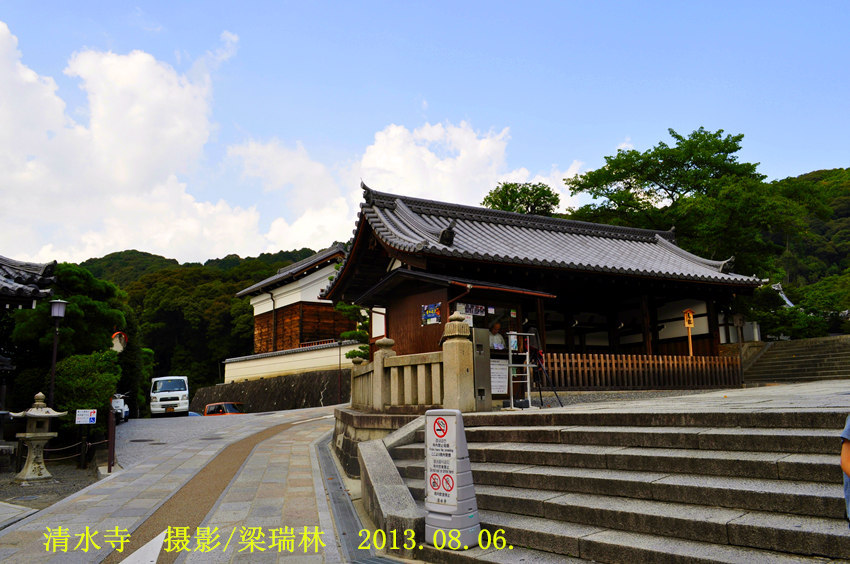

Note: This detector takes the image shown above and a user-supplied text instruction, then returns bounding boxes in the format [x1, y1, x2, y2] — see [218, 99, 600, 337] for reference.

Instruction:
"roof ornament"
[439, 219, 457, 246]
[361, 180, 374, 205]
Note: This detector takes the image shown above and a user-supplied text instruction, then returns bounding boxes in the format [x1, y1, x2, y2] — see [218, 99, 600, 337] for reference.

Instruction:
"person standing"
[842, 415, 850, 527]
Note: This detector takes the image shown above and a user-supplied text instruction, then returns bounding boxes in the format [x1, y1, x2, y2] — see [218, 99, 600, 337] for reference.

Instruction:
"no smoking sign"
[433, 417, 448, 438]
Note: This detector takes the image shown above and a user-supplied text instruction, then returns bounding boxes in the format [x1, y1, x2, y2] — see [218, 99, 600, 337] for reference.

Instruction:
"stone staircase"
[745, 336, 850, 384]
[389, 409, 848, 563]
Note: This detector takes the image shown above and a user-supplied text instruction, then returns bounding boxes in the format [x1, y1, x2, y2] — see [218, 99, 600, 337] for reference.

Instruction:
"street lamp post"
[47, 300, 67, 409]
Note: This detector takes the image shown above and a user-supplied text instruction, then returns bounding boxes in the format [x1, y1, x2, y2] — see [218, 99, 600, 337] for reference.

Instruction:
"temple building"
[322, 184, 762, 392]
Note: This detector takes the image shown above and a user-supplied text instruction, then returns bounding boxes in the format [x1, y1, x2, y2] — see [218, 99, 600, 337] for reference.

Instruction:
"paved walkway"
[0, 405, 340, 563]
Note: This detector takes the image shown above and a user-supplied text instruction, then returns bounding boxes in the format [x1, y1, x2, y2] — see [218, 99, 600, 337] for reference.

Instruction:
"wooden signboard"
[683, 309, 695, 356]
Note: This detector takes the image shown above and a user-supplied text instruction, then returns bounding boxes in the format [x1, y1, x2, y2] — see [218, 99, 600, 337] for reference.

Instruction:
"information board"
[425, 413, 457, 509]
[489, 358, 509, 395]
[75, 409, 97, 424]
[421, 302, 442, 326]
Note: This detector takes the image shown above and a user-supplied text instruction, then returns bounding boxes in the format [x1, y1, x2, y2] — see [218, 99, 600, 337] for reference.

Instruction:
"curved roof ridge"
[362, 184, 673, 243]
[393, 199, 443, 241]
[653, 235, 731, 272]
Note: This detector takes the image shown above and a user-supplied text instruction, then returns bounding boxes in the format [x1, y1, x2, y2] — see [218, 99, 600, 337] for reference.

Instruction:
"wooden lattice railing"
[541, 353, 741, 390]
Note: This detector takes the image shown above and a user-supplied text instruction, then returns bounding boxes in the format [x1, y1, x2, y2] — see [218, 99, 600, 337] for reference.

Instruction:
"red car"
[204, 402, 245, 416]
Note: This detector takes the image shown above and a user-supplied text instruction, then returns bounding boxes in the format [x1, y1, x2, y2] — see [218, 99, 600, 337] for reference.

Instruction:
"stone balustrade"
[349, 311, 475, 414]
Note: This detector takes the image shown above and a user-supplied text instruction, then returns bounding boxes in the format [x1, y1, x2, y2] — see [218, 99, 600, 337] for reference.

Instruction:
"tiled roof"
[323, 185, 760, 299]
[236, 244, 346, 297]
[0, 255, 55, 299]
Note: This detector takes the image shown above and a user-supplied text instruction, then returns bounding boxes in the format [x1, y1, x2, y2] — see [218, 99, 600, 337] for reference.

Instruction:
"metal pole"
[338, 341, 342, 405]
[48, 318, 60, 408]
[107, 410, 115, 473]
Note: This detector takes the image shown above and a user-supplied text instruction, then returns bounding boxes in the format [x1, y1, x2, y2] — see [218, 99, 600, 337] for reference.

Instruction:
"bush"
[53, 350, 122, 435]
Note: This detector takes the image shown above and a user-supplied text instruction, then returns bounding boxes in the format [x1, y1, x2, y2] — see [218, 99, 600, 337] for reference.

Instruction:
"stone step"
[745, 374, 850, 384]
[399, 460, 845, 518]
[412, 496, 844, 561]
[390, 442, 841, 484]
[431, 409, 848, 430]
[748, 354, 850, 365]
[435, 426, 840, 454]
[745, 365, 850, 375]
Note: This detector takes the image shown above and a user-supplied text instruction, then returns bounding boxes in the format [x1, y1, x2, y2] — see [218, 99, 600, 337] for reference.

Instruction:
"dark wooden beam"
[641, 295, 653, 356]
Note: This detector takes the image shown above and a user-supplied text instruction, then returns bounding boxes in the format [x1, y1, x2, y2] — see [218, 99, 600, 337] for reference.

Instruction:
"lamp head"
[49, 299, 68, 319]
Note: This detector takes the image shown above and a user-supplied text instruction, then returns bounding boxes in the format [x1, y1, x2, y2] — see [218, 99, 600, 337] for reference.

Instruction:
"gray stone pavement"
[522, 379, 850, 415]
[0, 405, 339, 563]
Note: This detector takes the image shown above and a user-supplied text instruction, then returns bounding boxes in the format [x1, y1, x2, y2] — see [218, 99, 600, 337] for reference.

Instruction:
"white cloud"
[0, 22, 257, 263]
[228, 139, 339, 214]
[0, 20, 585, 265]
[350, 121, 583, 211]
[617, 137, 634, 151]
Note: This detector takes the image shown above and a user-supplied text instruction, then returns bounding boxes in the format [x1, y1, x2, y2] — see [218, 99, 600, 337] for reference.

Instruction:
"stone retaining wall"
[190, 369, 350, 414]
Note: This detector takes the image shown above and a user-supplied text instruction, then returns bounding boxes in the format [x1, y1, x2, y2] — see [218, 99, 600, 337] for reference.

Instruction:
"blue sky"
[1, 2, 848, 262]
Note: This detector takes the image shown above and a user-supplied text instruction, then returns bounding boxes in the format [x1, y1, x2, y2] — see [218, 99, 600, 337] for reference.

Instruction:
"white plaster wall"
[249, 264, 337, 315]
[224, 343, 359, 383]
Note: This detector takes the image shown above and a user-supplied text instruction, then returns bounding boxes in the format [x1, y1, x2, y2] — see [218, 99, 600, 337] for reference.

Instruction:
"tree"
[566, 127, 764, 225]
[565, 128, 829, 279]
[335, 302, 370, 360]
[481, 182, 561, 216]
[9, 263, 130, 410]
[53, 350, 122, 435]
[11, 263, 126, 371]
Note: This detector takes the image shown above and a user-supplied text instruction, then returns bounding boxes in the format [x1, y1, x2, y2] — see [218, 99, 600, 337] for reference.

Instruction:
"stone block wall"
[190, 368, 351, 414]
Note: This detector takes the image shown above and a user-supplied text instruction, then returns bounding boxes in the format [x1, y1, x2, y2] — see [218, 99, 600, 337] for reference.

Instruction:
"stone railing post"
[372, 338, 396, 411]
[441, 311, 475, 412]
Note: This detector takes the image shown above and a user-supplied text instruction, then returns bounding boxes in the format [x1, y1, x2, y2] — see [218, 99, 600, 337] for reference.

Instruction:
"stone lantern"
[10, 392, 67, 482]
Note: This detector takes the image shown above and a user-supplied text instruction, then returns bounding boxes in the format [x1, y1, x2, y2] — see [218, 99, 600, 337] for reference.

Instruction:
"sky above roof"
[1, 2, 848, 264]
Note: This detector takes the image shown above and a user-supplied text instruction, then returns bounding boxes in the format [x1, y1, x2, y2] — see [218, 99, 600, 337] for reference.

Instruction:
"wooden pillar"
[706, 300, 720, 356]
[641, 295, 653, 356]
[564, 308, 575, 354]
[536, 298, 548, 351]
[607, 309, 620, 354]
[649, 299, 660, 355]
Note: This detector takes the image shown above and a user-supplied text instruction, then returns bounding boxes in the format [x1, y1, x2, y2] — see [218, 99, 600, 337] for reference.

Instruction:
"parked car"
[150, 376, 189, 417]
[204, 402, 245, 416]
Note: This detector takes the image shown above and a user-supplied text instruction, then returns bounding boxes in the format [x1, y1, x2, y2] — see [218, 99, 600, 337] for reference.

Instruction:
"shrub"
[53, 350, 122, 435]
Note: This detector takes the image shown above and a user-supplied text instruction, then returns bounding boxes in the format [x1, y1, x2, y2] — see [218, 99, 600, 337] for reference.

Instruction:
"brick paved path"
[0, 405, 340, 563]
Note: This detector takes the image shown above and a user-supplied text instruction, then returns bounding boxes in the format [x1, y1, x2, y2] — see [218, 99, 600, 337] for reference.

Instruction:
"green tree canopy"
[481, 182, 561, 216]
[565, 128, 828, 278]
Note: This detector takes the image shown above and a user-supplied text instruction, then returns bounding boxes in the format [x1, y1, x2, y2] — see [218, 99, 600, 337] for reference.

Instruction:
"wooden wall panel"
[253, 301, 357, 353]
[388, 288, 448, 356]
[254, 311, 273, 354]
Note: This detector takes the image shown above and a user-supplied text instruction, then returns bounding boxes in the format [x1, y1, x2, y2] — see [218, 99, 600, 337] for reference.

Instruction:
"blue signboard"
[421, 302, 442, 326]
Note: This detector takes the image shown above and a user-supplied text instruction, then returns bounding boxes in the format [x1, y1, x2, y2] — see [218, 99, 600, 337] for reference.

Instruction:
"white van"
[150, 376, 189, 416]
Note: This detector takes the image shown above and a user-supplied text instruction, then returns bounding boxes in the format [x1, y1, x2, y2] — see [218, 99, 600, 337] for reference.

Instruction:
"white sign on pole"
[75, 409, 97, 424]
[425, 413, 458, 509]
[489, 358, 509, 395]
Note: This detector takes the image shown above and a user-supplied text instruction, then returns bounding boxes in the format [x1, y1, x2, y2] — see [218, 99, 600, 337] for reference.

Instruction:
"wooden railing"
[542, 353, 741, 390]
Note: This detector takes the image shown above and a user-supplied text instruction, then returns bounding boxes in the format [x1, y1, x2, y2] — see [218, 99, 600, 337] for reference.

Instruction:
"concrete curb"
[358, 438, 425, 558]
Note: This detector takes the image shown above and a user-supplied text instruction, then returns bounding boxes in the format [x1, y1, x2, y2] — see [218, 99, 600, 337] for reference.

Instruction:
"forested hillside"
[8, 247, 319, 416]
